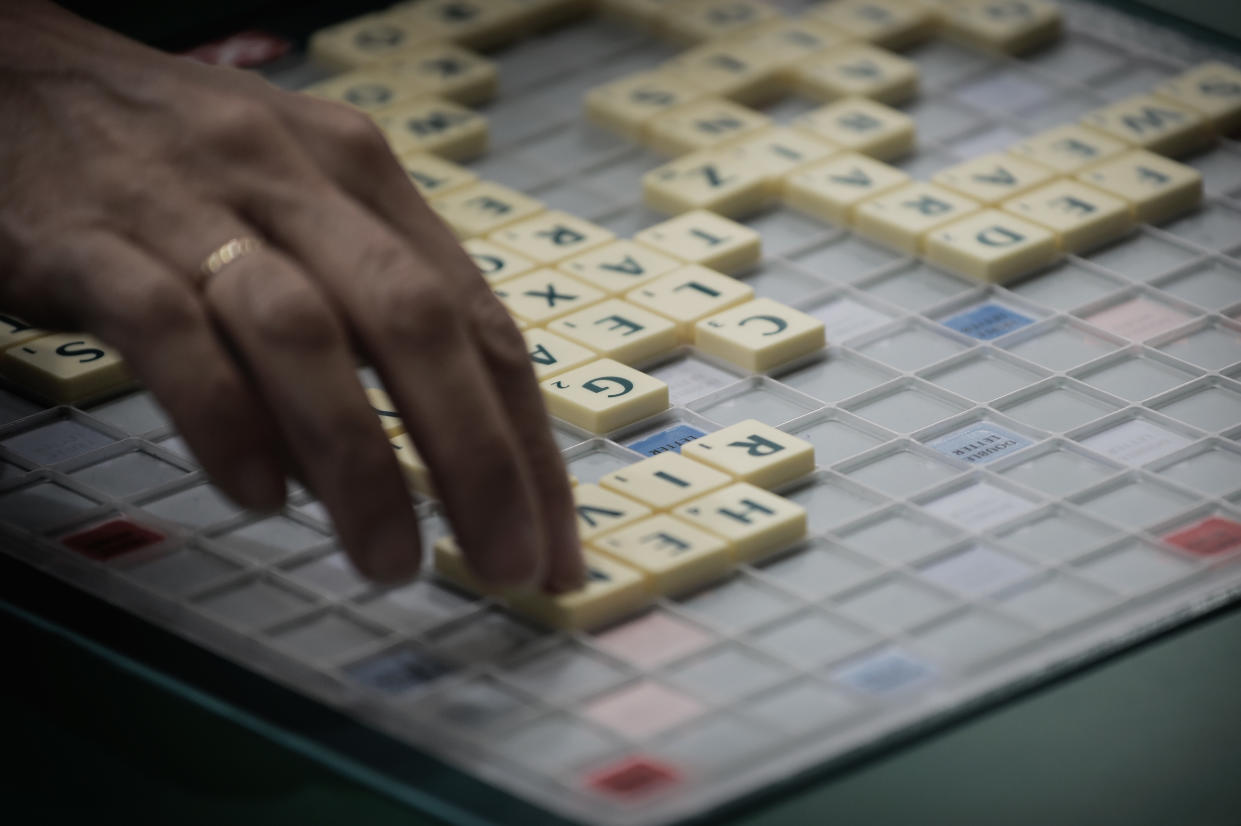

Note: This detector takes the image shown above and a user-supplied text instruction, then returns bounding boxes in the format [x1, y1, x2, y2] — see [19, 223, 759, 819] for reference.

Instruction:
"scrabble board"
[4, 1, 1241, 824]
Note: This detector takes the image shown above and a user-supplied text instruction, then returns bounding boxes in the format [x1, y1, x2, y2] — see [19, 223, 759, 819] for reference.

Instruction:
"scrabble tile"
[1080, 95, 1212, 158]
[591, 513, 732, 595]
[429, 181, 544, 239]
[645, 97, 772, 157]
[396, 0, 523, 50]
[541, 359, 669, 432]
[932, 152, 1057, 205]
[673, 482, 807, 563]
[598, 0, 681, 30]
[573, 483, 654, 541]
[626, 265, 755, 340]
[376, 42, 498, 106]
[0, 334, 131, 404]
[365, 387, 406, 437]
[942, 0, 1062, 54]
[795, 97, 915, 160]
[375, 97, 488, 161]
[1006, 124, 1129, 174]
[724, 127, 840, 198]
[924, 209, 1060, 284]
[584, 71, 708, 141]
[489, 211, 615, 265]
[463, 238, 537, 284]
[807, 0, 936, 49]
[398, 151, 478, 199]
[1154, 62, 1241, 135]
[302, 69, 427, 112]
[523, 327, 599, 380]
[508, 0, 591, 30]
[662, 40, 787, 105]
[695, 297, 827, 371]
[681, 419, 815, 489]
[390, 432, 434, 496]
[547, 299, 679, 365]
[308, 12, 437, 70]
[726, 19, 854, 75]
[559, 240, 683, 295]
[507, 551, 651, 630]
[634, 210, 762, 274]
[791, 44, 919, 105]
[657, 0, 782, 44]
[1074, 149, 1204, 224]
[494, 270, 606, 324]
[854, 181, 982, 254]
[783, 152, 911, 225]
[0, 315, 46, 352]
[643, 149, 772, 217]
[600, 452, 733, 510]
[1001, 179, 1133, 253]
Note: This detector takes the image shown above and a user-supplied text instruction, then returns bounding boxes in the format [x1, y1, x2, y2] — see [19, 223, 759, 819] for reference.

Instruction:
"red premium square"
[1163, 517, 1241, 557]
[62, 519, 165, 561]
[587, 756, 681, 799]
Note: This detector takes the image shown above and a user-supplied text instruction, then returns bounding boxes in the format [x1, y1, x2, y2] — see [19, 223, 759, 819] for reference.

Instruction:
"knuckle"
[371, 278, 460, 347]
[326, 107, 392, 160]
[249, 282, 341, 352]
[122, 278, 202, 336]
[203, 96, 283, 153]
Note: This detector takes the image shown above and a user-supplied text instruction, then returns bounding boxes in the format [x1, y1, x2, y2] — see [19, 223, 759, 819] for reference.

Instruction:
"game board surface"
[2, 2, 1241, 824]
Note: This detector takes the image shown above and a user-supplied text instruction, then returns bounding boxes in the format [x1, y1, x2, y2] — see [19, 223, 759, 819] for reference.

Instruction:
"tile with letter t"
[694, 297, 827, 371]
[681, 418, 815, 490]
[599, 452, 733, 510]
[541, 359, 669, 433]
[674, 481, 807, 564]
[591, 513, 732, 596]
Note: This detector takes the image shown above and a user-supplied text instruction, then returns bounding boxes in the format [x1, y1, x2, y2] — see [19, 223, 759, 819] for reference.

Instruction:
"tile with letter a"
[399, 152, 478, 199]
[643, 149, 771, 217]
[673, 481, 806, 563]
[600, 452, 733, 510]
[494, 269, 605, 325]
[1074, 150, 1203, 224]
[942, 0, 1062, 55]
[309, 12, 438, 71]
[560, 240, 683, 296]
[0, 333, 131, 404]
[657, 0, 781, 44]
[0, 314, 45, 352]
[523, 328, 598, 380]
[807, 0, 935, 49]
[626, 265, 754, 340]
[541, 359, 669, 433]
[1080, 95, 1211, 158]
[489, 211, 615, 265]
[547, 299, 679, 365]
[1002, 179, 1132, 253]
[784, 151, 910, 225]
[932, 152, 1056, 205]
[591, 513, 732, 595]
[635, 210, 762, 275]
[507, 551, 651, 630]
[375, 42, 498, 106]
[924, 208, 1059, 284]
[390, 433, 434, 496]
[585, 71, 708, 141]
[854, 181, 981, 254]
[1154, 62, 1241, 135]
[681, 418, 815, 490]
[1006, 124, 1127, 174]
[794, 97, 914, 161]
[302, 69, 427, 112]
[463, 238, 536, 284]
[694, 297, 827, 371]
[429, 180, 544, 239]
[792, 44, 920, 106]
[375, 97, 488, 161]
[645, 98, 772, 157]
[725, 127, 840, 199]
[662, 40, 786, 106]
[365, 387, 406, 437]
[573, 483, 653, 541]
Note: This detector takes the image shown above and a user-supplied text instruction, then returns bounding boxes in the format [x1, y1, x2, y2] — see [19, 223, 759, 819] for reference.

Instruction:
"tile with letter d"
[541, 359, 669, 433]
[694, 297, 827, 371]
[674, 481, 806, 563]
[681, 418, 815, 489]
[923, 209, 1059, 284]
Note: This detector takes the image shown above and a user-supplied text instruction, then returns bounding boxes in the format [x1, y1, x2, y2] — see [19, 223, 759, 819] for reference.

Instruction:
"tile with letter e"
[626, 265, 754, 340]
[600, 452, 733, 510]
[493, 269, 605, 325]
[942, 0, 1062, 54]
[591, 513, 732, 595]
[375, 97, 488, 161]
[794, 97, 914, 161]
[1006, 124, 1127, 174]
[674, 482, 807, 563]
[0, 333, 131, 405]
[398, 151, 478, 199]
[924, 209, 1059, 284]
[681, 418, 814, 489]
[695, 297, 827, 371]
[560, 240, 683, 295]
[489, 211, 615, 265]
[429, 180, 544, 239]
[635, 210, 762, 274]
[792, 44, 920, 105]
[463, 238, 536, 284]
[523, 328, 598, 380]
[1075, 150, 1203, 224]
[389, 433, 433, 496]
[1080, 94, 1211, 158]
[585, 71, 707, 141]
[547, 299, 678, 365]
[854, 181, 981, 254]
[807, 0, 935, 49]
[643, 149, 771, 217]
[932, 152, 1056, 205]
[1002, 179, 1132, 253]
[375, 42, 498, 106]
[724, 127, 840, 199]
[541, 359, 669, 433]
[1153, 61, 1241, 135]
[783, 152, 910, 225]
[645, 97, 772, 157]
[573, 483, 653, 542]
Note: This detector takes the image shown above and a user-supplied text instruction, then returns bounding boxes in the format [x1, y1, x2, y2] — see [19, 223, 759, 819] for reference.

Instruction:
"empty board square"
[407, 676, 533, 735]
[999, 387, 1119, 432]
[1075, 355, 1199, 401]
[832, 647, 934, 696]
[912, 610, 1029, 668]
[285, 554, 369, 598]
[856, 326, 970, 371]
[583, 680, 704, 739]
[859, 264, 974, 310]
[1157, 324, 1241, 370]
[356, 580, 475, 634]
[270, 612, 385, 662]
[531, 180, 619, 221]
[70, 452, 188, 498]
[427, 611, 538, 665]
[756, 542, 878, 600]
[919, 546, 1032, 596]
[125, 546, 240, 595]
[517, 121, 630, 173]
[1022, 37, 1127, 84]
[995, 509, 1118, 562]
[1186, 146, 1241, 198]
[1163, 206, 1241, 253]
[0, 481, 98, 533]
[776, 356, 896, 404]
[923, 354, 1046, 403]
[1084, 297, 1193, 342]
[647, 356, 742, 406]
[1016, 93, 1106, 132]
[894, 146, 962, 180]
[566, 444, 637, 484]
[835, 576, 955, 632]
[807, 296, 897, 343]
[1007, 262, 1125, 310]
[0, 389, 39, 425]
[1085, 233, 1201, 283]
[744, 680, 857, 735]
[835, 509, 961, 565]
[1155, 447, 1241, 495]
[194, 577, 315, 629]
[785, 477, 886, 534]
[846, 387, 968, 433]
[500, 645, 628, 705]
[498, 716, 618, 775]
[787, 417, 887, 465]
[998, 448, 1118, 496]
[751, 611, 870, 668]
[1002, 324, 1119, 371]
[212, 516, 330, 564]
[1154, 384, 1241, 432]
[141, 485, 241, 529]
[901, 97, 984, 144]
[997, 574, 1113, 629]
[845, 449, 960, 496]
[1157, 261, 1241, 311]
[87, 392, 171, 435]
[666, 646, 788, 703]
[1076, 542, 1197, 595]
[955, 70, 1055, 114]
[2, 419, 114, 466]
[920, 482, 1038, 531]
[1092, 62, 1177, 99]
[793, 237, 903, 284]
[926, 422, 1033, 466]
[592, 611, 713, 669]
[693, 383, 819, 427]
[1075, 480, 1198, 528]
[1078, 418, 1196, 465]
[905, 40, 991, 88]
[654, 715, 779, 775]
[676, 576, 797, 632]
[744, 210, 834, 257]
[742, 261, 834, 305]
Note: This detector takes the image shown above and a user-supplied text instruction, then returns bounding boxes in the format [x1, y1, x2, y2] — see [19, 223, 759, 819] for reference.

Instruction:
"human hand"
[0, 1, 582, 591]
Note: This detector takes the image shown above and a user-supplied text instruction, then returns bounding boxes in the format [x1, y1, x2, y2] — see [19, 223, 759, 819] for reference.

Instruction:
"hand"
[0, 1, 583, 591]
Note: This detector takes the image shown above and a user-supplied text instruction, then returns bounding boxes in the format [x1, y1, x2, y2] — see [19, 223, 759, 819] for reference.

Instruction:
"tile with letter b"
[783, 152, 910, 225]
[541, 359, 670, 433]
[375, 97, 488, 161]
[942, 0, 1062, 54]
[523, 328, 598, 380]
[806, 0, 936, 49]
[375, 42, 498, 106]
[1002, 179, 1132, 253]
[463, 238, 537, 284]
[643, 149, 771, 217]
[626, 265, 754, 340]
[585, 71, 707, 141]
[600, 452, 733, 510]
[365, 387, 406, 437]
[635, 210, 762, 274]
[645, 97, 772, 157]
[1006, 124, 1127, 174]
[591, 513, 732, 595]
[662, 40, 786, 105]
[1153, 61, 1241, 135]
[429, 181, 544, 239]
[694, 297, 827, 371]
[792, 44, 919, 105]
[924, 209, 1059, 284]
[390, 433, 434, 496]
[494, 269, 605, 325]
[854, 181, 981, 254]
[1075, 149, 1203, 224]
[398, 152, 478, 199]
[1080, 94, 1211, 158]
[673, 481, 806, 563]
[794, 97, 914, 160]
[932, 152, 1056, 205]
[681, 418, 814, 490]
[547, 299, 679, 365]
[489, 211, 615, 265]
[559, 240, 683, 295]
[724, 127, 840, 198]
[0, 333, 132, 404]
[573, 483, 653, 541]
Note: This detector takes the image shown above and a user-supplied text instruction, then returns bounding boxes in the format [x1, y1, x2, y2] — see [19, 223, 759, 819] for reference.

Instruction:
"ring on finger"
[198, 236, 264, 287]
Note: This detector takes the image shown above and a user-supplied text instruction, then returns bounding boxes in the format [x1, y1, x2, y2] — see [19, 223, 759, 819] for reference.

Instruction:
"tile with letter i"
[493, 269, 605, 325]
[931, 152, 1056, 205]
[1080, 95, 1212, 158]
[573, 483, 653, 541]
[791, 44, 919, 106]
[853, 181, 982, 254]
[374, 97, 488, 161]
[599, 452, 733, 510]
[1002, 179, 1133, 254]
[428, 181, 544, 239]
[308, 12, 438, 71]
[0, 314, 45, 352]
[645, 98, 772, 157]
[547, 299, 679, 365]
[591, 513, 732, 595]
[783, 152, 911, 225]
[626, 265, 754, 340]
[642, 149, 771, 217]
[673, 481, 806, 563]
[806, 0, 936, 49]
[523, 328, 598, 380]
[376, 42, 498, 106]
[694, 297, 827, 371]
[507, 551, 651, 630]
[662, 40, 786, 106]
[541, 359, 669, 432]
[1006, 124, 1128, 174]
[941, 0, 1063, 55]
[463, 238, 536, 284]
[1074, 150, 1203, 225]
[923, 208, 1059, 284]
[0, 333, 132, 404]
[398, 152, 478, 199]
[559, 240, 683, 295]
[1154, 62, 1241, 135]
[585, 71, 707, 141]
[489, 211, 615, 265]
[634, 210, 762, 275]
[681, 418, 815, 490]
[390, 432, 434, 496]
[657, 0, 782, 44]
[302, 70, 427, 112]
[794, 97, 915, 161]
[724, 127, 840, 200]
[365, 387, 406, 437]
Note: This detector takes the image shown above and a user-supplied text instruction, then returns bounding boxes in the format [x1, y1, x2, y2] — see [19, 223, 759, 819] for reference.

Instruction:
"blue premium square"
[928, 424, 1033, 465]
[942, 303, 1035, 340]
[627, 424, 707, 457]
[345, 647, 449, 693]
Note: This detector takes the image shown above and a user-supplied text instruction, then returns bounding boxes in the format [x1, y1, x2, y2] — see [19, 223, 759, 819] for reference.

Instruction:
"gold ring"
[199, 237, 263, 286]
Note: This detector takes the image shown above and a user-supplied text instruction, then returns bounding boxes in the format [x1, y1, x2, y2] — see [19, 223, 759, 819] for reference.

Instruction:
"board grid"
[3, 1, 1241, 825]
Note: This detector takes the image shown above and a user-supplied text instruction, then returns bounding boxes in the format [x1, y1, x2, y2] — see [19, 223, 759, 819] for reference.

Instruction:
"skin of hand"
[0, 1, 583, 593]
